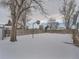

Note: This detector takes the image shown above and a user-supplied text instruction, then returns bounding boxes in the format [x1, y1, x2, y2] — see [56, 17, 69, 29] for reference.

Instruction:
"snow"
[0, 33, 79, 59]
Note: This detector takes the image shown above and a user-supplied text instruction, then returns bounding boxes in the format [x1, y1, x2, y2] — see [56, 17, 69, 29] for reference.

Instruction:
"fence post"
[0, 24, 4, 40]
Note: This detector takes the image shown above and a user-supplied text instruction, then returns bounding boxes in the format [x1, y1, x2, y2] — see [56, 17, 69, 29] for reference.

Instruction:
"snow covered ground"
[0, 33, 79, 59]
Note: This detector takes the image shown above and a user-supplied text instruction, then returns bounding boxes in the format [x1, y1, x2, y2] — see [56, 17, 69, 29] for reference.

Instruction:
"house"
[48, 18, 57, 30]
[47, 18, 66, 30]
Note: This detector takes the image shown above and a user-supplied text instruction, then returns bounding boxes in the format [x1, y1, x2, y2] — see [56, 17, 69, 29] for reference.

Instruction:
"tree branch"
[33, 0, 47, 15]
[17, 6, 31, 21]
[14, 0, 20, 7]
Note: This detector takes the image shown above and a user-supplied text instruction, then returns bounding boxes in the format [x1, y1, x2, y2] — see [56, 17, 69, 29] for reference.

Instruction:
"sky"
[0, 7, 10, 24]
[0, 0, 79, 24]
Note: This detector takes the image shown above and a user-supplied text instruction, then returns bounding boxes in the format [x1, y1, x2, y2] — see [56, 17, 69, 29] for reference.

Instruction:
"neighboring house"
[26, 19, 40, 29]
[0, 19, 12, 37]
[23, 18, 66, 30]
[57, 23, 66, 30]
[48, 19, 58, 30]
[47, 18, 66, 30]
[40, 22, 48, 30]
[5, 20, 12, 26]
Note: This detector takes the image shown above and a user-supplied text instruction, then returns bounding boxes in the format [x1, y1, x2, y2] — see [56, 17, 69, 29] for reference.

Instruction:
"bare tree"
[60, 0, 76, 29]
[72, 10, 79, 44]
[0, 0, 46, 42]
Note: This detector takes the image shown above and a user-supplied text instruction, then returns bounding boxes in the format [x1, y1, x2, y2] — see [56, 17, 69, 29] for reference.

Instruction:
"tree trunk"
[10, 20, 17, 42]
[65, 19, 70, 30]
[72, 29, 78, 44]
[72, 29, 76, 43]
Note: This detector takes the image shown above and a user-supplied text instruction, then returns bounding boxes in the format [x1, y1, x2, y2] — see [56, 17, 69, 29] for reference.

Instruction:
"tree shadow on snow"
[64, 42, 73, 45]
